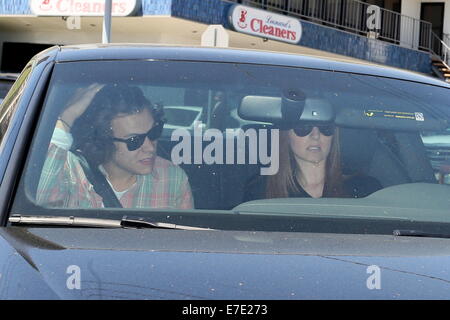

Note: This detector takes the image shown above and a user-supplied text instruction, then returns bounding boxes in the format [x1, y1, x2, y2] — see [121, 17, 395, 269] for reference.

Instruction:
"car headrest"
[339, 127, 378, 175]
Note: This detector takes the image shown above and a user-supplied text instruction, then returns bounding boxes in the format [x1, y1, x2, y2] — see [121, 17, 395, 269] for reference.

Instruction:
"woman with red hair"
[244, 123, 381, 201]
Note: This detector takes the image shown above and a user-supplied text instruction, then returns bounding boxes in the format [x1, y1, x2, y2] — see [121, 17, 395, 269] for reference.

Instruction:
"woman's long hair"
[266, 127, 345, 198]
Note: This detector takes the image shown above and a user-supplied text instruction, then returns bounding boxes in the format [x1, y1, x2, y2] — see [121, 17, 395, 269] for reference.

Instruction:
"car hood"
[1, 227, 450, 299]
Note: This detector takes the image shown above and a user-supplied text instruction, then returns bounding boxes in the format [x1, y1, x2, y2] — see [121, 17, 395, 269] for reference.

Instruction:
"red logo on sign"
[238, 9, 247, 28]
[39, 0, 52, 11]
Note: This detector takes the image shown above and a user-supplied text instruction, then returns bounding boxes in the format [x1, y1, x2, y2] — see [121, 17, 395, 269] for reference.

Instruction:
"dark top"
[243, 174, 383, 202]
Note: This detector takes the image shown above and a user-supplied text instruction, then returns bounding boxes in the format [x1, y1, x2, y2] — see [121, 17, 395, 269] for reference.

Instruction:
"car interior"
[20, 75, 446, 212]
[154, 92, 439, 210]
[156, 127, 437, 210]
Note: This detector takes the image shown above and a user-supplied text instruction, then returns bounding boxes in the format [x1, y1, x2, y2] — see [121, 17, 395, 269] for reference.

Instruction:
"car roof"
[41, 43, 450, 89]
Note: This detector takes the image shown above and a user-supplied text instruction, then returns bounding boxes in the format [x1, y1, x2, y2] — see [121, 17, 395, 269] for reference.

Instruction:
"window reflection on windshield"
[421, 128, 450, 184]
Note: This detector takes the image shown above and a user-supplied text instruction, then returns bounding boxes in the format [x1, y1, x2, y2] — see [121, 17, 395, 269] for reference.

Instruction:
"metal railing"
[226, 0, 435, 52]
[431, 32, 450, 67]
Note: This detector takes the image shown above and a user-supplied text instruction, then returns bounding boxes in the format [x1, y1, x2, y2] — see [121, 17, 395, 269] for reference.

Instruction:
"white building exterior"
[400, 0, 449, 50]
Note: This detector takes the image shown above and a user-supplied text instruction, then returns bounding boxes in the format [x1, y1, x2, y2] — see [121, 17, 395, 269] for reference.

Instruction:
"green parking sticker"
[364, 110, 424, 121]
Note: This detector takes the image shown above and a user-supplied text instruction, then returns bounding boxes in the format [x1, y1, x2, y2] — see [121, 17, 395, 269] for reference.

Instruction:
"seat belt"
[72, 150, 123, 208]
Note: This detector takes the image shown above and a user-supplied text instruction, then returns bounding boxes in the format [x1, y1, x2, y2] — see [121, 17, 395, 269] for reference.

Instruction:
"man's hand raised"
[59, 83, 105, 129]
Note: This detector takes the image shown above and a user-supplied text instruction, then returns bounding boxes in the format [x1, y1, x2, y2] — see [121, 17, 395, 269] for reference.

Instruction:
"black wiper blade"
[121, 216, 213, 230]
[9, 214, 212, 231]
[393, 229, 450, 239]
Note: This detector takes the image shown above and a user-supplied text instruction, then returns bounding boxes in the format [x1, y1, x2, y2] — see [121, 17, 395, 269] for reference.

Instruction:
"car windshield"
[10, 59, 450, 233]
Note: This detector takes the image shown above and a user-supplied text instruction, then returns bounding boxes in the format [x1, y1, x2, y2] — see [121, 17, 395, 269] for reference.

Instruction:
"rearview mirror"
[238, 93, 335, 126]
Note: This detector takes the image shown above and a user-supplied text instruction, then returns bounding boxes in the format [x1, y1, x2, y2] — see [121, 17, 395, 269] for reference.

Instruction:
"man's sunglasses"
[113, 122, 164, 151]
[293, 124, 335, 137]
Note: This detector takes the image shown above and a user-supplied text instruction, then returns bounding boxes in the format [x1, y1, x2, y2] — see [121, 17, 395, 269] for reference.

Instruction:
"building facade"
[0, 0, 448, 81]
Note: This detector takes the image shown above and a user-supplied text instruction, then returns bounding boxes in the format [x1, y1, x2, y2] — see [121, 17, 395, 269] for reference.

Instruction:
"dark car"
[0, 44, 450, 301]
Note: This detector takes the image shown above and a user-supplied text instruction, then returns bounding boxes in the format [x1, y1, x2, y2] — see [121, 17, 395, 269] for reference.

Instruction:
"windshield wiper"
[393, 229, 450, 239]
[9, 214, 213, 231]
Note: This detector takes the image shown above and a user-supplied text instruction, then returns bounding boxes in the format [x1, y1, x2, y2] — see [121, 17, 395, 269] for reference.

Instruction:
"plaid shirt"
[36, 128, 193, 209]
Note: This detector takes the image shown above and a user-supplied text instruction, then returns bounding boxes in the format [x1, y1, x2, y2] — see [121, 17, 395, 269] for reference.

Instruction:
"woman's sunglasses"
[113, 122, 164, 151]
[293, 124, 335, 137]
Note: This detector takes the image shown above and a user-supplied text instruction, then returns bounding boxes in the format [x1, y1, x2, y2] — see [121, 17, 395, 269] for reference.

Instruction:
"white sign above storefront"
[30, 0, 140, 16]
[229, 5, 302, 44]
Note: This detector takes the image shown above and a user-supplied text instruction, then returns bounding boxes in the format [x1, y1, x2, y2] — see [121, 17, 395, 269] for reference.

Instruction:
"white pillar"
[102, 0, 112, 44]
